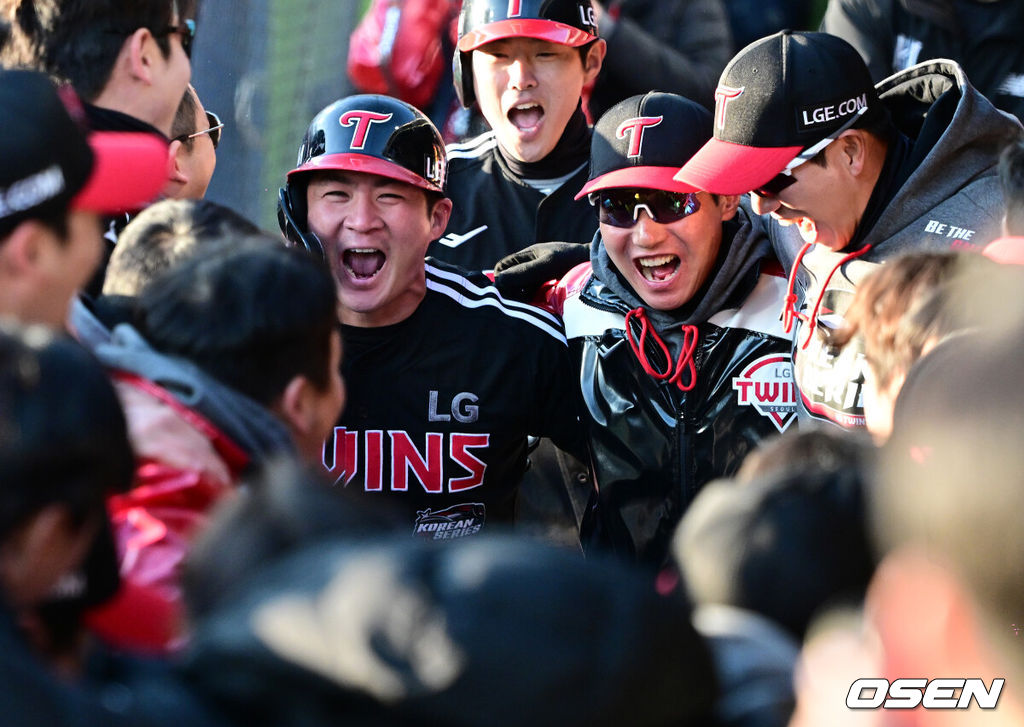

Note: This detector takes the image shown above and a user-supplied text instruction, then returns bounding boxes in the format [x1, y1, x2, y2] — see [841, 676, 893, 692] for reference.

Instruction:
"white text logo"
[847, 678, 1004, 710]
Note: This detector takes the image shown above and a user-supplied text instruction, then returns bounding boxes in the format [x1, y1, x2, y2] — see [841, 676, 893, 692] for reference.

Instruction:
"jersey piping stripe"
[426, 263, 563, 328]
[446, 131, 495, 153]
[446, 133, 498, 160]
[425, 266, 567, 343]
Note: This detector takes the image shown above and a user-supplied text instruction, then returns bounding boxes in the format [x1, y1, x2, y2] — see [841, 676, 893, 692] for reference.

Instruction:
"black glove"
[493, 241, 590, 301]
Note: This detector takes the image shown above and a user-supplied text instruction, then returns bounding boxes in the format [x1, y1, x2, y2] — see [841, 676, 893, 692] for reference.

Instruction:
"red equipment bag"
[347, 0, 454, 110]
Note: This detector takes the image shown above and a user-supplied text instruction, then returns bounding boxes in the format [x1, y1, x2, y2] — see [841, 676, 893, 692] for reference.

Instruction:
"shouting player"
[277, 94, 587, 542]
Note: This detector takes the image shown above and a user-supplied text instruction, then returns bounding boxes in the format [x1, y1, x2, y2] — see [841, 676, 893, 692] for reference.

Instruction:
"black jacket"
[182, 534, 718, 727]
[326, 260, 585, 538]
[427, 132, 597, 270]
[552, 206, 794, 565]
[590, 0, 733, 119]
[822, 0, 1024, 122]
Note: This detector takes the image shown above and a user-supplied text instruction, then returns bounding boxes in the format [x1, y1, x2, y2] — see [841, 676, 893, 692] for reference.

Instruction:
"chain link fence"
[192, 0, 368, 230]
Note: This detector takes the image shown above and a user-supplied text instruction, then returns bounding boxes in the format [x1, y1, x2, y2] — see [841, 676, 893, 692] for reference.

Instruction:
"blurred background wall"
[190, 0, 366, 231]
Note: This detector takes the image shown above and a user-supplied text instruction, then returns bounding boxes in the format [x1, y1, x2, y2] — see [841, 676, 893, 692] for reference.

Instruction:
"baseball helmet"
[453, 0, 599, 107]
[277, 94, 447, 257]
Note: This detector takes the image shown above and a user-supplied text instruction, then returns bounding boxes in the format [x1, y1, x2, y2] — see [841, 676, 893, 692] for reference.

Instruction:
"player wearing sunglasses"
[514, 92, 794, 565]
[674, 31, 1021, 430]
[165, 85, 220, 200]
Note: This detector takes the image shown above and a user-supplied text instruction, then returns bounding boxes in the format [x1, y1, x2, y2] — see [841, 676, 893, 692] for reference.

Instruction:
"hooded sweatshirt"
[546, 202, 794, 565]
[73, 306, 296, 652]
[768, 59, 1024, 429]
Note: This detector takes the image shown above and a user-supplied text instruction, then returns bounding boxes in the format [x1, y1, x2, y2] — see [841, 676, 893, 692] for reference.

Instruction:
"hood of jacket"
[93, 324, 295, 463]
[590, 198, 772, 329]
[865, 58, 1023, 249]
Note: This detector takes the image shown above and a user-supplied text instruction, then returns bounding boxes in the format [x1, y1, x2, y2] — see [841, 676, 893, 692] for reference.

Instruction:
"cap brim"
[458, 19, 593, 51]
[72, 132, 168, 214]
[289, 153, 444, 193]
[575, 166, 698, 200]
[673, 138, 803, 196]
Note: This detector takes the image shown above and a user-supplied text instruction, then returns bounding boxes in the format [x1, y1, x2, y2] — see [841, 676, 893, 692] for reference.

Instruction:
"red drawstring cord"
[625, 308, 699, 392]
[781, 241, 814, 334]
[799, 244, 873, 349]
[780, 242, 874, 349]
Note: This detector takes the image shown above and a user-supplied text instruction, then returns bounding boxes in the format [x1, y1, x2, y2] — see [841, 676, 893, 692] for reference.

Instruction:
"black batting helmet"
[277, 94, 447, 256]
[453, 0, 599, 107]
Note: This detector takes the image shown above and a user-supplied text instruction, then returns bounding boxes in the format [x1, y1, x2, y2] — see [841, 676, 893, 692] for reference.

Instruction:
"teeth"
[638, 255, 676, 267]
[349, 248, 379, 254]
[514, 103, 540, 110]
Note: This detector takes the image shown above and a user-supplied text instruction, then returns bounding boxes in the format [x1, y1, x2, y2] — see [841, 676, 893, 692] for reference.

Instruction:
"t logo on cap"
[616, 116, 663, 158]
[339, 110, 393, 150]
[714, 85, 744, 130]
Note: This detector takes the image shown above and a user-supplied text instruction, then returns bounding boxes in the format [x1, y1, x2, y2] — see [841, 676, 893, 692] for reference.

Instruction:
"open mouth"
[342, 248, 386, 280]
[508, 102, 544, 132]
[636, 254, 680, 283]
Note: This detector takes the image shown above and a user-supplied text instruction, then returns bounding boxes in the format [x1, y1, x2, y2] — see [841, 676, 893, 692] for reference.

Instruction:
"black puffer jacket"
[552, 204, 795, 565]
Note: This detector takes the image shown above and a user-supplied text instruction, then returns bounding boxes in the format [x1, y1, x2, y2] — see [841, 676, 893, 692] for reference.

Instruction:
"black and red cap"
[576, 92, 712, 199]
[674, 30, 878, 195]
[0, 70, 167, 237]
[288, 94, 446, 193]
[457, 0, 598, 52]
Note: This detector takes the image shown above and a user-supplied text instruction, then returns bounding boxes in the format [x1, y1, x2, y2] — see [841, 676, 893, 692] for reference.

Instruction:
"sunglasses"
[752, 171, 797, 199]
[157, 18, 196, 58]
[591, 189, 701, 228]
[175, 110, 223, 149]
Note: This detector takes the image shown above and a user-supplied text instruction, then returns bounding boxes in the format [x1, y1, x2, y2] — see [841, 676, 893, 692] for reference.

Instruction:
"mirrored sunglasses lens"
[651, 191, 699, 222]
[598, 194, 635, 228]
[598, 191, 699, 227]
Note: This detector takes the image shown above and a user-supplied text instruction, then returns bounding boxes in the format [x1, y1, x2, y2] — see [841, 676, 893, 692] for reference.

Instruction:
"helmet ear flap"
[277, 184, 324, 259]
[453, 50, 475, 108]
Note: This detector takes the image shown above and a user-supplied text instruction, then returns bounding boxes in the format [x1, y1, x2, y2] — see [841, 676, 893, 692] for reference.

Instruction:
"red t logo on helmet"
[339, 111, 394, 150]
[616, 116, 663, 158]
[507, 0, 521, 16]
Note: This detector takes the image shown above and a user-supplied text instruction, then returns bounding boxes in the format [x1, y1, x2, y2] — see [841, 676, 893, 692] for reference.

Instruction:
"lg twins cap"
[674, 30, 879, 195]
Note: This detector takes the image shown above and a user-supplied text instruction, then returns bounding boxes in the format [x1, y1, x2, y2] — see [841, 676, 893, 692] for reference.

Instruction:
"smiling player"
[540, 92, 795, 564]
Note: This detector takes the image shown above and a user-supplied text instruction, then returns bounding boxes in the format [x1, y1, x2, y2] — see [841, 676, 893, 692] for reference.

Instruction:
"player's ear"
[168, 140, 188, 184]
[582, 39, 606, 84]
[428, 196, 453, 240]
[716, 194, 741, 222]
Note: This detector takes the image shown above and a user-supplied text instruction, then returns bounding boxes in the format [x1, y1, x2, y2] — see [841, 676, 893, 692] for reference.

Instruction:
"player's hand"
[494, 242, 589, 301]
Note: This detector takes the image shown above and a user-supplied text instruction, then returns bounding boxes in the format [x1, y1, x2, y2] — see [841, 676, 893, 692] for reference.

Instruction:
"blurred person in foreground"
[176, 459, 719, 727]
[0, 69, 165, 329]
[0, 321, 222, 726]
[84, 237, 344, 653]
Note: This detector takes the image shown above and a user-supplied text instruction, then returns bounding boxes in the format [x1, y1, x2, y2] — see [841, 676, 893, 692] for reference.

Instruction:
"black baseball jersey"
[426, 132, 599, 270]
[323, 260, 584, 540]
